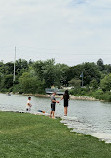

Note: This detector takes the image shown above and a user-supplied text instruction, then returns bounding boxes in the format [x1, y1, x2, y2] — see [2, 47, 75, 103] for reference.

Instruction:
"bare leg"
[66, 107, 67, 115]
[52, 111, 55, 118]
[64, 107, 66, 115]
[64, 107, 68, 116]
[50, 111, 52, 118]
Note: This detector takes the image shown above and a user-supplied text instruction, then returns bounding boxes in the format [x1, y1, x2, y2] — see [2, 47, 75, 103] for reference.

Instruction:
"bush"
[92, 90, 111, 101]
[12, 84, 22, 94]
[69, 87, 91, 96]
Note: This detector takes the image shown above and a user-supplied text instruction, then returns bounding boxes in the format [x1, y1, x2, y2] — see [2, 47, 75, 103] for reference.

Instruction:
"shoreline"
[0, 110, 110, 144]
[22, 93, 99, 101]
[0, 92, 102, 102]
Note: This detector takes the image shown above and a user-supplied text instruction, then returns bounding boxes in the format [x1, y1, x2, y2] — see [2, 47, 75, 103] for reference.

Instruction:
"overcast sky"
[0, 0, 111, 66]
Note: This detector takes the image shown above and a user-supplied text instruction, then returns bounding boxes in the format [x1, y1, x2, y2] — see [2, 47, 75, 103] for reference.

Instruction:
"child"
[50, 92, 59, 119]
[26, 97, 32, 111]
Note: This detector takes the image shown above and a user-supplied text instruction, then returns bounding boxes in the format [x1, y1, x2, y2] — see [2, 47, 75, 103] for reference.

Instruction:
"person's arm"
[60, 97, 63, 101]
[27, 102, 32, 107]
[52, 100, 59, 103]
[68, 95, 70, 100]
[29, 103, 32, 107]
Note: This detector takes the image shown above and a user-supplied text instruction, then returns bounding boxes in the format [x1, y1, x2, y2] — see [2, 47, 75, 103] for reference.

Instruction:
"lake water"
[0, 93, 111, 143]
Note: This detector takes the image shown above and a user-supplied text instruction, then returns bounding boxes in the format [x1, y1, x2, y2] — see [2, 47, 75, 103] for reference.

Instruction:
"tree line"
[0, 58, 111, 101]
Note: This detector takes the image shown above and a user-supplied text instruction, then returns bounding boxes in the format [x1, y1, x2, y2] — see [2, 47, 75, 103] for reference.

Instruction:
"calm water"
[0, 93, 111, 143]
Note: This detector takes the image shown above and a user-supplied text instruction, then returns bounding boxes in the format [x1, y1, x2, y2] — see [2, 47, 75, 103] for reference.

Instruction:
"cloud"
[0, 0, 111, 65]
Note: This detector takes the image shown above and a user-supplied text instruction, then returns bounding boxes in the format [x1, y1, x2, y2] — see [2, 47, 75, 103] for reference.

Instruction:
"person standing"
[26, 97, 32, 111]
[50, 92, 59, 119]
[61, 90, 69, 116]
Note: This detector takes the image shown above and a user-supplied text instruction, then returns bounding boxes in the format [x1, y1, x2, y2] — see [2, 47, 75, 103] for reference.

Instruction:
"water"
[0, 93, 111, 143]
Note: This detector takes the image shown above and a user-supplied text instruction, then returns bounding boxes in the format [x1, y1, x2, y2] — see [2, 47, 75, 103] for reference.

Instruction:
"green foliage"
[15, 59, 29, 76]
[100, 74, 111, 91]
[70, 62, 101, 85]
[69, 87, 90, 96]
[19, 72, 45, 94]
[0, 58, 111, 100]
[33, 59, 56, 87]
[4, 62, 14, 75]
[69, 78, 81, 88]
[0, 61, 5, 74]
[0, 72, 3, 87]
[19, 72, 37, 94]
[91, 89, 104, 99]
[1, 74, 13, 90]
[97, 58, 104, 71]
[12, 84, 22, 93]
[33, 59, 70, 87]
[92, 90, 111, 102]
[104, 64, 111, 73]
[90, 79, 99, 89]
[82, 62, 101, 85]
[55, 64, 69, 87]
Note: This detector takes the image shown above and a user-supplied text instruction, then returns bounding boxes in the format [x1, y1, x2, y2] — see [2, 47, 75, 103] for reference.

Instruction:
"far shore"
[22, 93, 99, 101]
[0, 92, 100, 101]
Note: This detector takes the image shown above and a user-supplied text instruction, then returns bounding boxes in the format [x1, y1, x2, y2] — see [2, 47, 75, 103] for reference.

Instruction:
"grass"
[0, 112, 111, 158]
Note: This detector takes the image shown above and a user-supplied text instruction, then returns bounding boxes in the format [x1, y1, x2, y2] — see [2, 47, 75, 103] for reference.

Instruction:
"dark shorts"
[64, 100, 68, 107]
[51, 103, 56, 111]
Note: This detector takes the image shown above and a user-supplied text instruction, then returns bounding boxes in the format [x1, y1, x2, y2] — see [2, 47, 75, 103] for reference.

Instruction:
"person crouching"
[26, 97, 32, 111]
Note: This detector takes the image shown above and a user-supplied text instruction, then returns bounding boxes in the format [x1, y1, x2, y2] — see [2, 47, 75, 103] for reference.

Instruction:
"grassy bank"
[0, 112, 111, 158]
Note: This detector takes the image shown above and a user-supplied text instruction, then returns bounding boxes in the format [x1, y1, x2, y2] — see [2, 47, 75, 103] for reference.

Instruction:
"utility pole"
[80, 72, 84, 87]
[13, 46, 16, 83]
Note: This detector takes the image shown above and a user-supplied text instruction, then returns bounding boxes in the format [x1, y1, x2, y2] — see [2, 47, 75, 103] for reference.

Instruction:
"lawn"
[0, 111, 111, 158]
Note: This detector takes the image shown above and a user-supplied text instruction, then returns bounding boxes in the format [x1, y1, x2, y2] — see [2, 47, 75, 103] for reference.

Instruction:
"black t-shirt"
[63, 94, 69, 101]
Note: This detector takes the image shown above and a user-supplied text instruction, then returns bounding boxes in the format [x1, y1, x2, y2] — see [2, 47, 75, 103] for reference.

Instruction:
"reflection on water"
[0, 93, 111, 143]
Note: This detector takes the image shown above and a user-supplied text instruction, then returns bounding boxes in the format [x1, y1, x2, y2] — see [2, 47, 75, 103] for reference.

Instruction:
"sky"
[0, 0, 111, 66]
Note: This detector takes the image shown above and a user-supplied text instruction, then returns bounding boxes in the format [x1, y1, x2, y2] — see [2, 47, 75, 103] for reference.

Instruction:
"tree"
[104, 64, 111, 73]
[1, 74, 13, 89]
[90, 79, 99, 89]
[69, 78, 81, 88]
[19, 72, 45, 94]
[33, 59, 56, 87]
[4, 62, 14, 75]
[19, 72, 37, 93]
[83, 62, 101, 85]
[0, 72, 3, 88]
[55, 64, 69, 87]
[100, 74, 111, 91]
[15, 59, 29, 76]
[97, 58, 104, 71]
[70, 62, 101, 86]
[0, 61, 5, 74]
